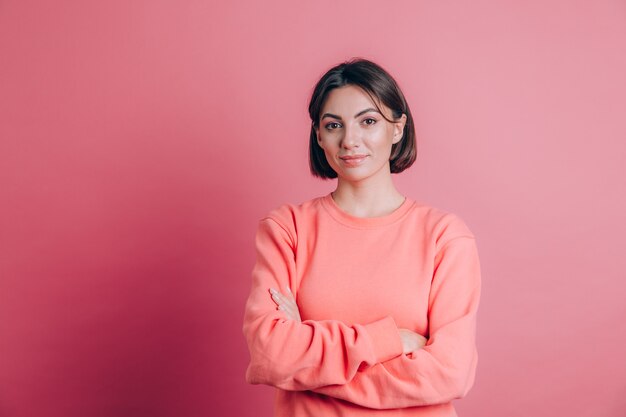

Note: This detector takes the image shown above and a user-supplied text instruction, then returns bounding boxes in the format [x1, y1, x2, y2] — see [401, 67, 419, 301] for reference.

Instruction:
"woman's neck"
[332, 174, 405, 218]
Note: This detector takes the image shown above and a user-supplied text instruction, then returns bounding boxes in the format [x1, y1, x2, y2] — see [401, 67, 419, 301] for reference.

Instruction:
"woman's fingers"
[281, 299, 299, 319]
[270, 288, 293, 307]
[398, 328, 429, 354]
[270, 287, 295, 304]
[279, 298, 300, 321]
[270, 288, 301, 322]
[280, 304, 298, 321]
[282, 292, 301, 321]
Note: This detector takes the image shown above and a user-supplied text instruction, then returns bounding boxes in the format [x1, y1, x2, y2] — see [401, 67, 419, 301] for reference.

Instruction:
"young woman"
[242, 58, 482, 417]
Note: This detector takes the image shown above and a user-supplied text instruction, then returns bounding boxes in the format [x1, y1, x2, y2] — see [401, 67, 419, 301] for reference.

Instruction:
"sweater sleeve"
[310, 235, 481, 409]
[242, 216, 404, 391]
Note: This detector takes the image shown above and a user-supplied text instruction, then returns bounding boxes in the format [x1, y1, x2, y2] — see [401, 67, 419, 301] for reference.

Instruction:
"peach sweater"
[242, 193, 481, 416]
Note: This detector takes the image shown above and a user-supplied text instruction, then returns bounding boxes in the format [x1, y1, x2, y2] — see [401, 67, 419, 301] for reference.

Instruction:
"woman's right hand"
[398, 328, 428, 355]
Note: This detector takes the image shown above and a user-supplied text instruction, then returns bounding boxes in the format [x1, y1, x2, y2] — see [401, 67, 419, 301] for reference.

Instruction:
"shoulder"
[408, 201, 476, 248]
[258, 195, 325, 243]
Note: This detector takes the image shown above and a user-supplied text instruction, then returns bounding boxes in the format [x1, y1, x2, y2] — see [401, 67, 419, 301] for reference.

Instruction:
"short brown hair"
[308, 58, 417, 179]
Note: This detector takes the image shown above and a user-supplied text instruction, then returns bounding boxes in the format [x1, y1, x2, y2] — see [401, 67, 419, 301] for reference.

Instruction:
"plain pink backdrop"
[1, 1, 625, 416]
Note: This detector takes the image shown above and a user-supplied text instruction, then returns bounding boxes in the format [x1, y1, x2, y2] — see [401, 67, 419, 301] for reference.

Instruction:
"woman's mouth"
[339, 155, 368, 167]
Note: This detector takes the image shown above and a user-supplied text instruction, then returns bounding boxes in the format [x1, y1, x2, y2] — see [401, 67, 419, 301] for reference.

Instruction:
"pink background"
[1, 1, 625, 416]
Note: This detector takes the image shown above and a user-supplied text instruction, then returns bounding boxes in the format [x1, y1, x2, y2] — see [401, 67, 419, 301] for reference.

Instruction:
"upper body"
[242, 192, 481, 416]
[242, 58, 482, 416]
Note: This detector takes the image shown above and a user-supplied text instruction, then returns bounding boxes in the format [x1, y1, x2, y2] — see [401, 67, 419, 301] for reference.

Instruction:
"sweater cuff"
[363, 316, 403, 363]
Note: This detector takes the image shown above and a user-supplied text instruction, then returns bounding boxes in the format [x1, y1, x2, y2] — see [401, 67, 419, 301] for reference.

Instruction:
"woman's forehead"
[321, 85, 388, 117]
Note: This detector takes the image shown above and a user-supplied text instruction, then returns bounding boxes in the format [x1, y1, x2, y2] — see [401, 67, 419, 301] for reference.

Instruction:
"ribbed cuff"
[363, 316, 403, 363]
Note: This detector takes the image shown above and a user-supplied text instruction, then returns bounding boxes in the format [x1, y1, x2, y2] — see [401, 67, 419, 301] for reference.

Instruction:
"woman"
[242, 58, 481, 417]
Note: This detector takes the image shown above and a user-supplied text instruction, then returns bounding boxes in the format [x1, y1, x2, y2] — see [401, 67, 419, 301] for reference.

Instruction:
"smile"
[339, 155, 368, 167]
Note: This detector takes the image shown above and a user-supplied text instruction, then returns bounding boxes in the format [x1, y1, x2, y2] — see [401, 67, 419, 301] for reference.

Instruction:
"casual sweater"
[242, 192, 482, 417]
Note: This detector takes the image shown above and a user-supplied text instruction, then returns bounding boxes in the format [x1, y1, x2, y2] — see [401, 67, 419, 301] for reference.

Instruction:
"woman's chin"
[336, 170, 375, 183]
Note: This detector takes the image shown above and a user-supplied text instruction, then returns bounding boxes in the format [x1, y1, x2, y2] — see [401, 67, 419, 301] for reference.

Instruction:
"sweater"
[242, 192, 482, 417]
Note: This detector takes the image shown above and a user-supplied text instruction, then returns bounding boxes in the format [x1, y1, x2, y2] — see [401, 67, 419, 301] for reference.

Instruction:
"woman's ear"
[392, 113, 407, 144]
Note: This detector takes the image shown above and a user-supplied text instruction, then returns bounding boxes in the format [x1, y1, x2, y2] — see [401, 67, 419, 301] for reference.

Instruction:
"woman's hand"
[269, 287, 302, 322]
[269, 288, 426, 355]
[398, 328, 428, 355]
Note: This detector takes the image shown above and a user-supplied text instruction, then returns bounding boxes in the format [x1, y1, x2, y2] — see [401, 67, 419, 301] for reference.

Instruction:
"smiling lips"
[339, 154, 368, 167]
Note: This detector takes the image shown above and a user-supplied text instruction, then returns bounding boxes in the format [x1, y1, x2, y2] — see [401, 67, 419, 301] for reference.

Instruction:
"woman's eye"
[363, 118, 377, 125]
[325, 122, 341, 130]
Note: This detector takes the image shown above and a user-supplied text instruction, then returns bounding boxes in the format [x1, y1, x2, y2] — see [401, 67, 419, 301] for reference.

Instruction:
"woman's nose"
[341, 125, 360, 148]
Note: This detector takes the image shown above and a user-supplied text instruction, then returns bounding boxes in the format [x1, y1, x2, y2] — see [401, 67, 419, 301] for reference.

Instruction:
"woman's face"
[315, 85, 406, 183]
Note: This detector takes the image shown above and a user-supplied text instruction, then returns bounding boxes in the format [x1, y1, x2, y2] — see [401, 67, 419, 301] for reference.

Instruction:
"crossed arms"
[242, 217, 481, 409]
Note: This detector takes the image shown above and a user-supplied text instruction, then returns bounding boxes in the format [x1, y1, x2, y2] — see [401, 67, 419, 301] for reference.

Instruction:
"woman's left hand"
[270, 287, 302, 322]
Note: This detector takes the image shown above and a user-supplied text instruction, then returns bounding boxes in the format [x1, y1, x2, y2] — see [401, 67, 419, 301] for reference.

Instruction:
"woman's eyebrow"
[321, 108, 380, 120]
[354, 107, 380, 118]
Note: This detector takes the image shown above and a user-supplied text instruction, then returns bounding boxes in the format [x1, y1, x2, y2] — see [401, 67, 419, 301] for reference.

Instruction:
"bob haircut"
[308, 58, 417, 179]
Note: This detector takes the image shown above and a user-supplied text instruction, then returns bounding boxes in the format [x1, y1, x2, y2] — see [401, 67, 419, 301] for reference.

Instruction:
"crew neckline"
[320, 192, 415, 228]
